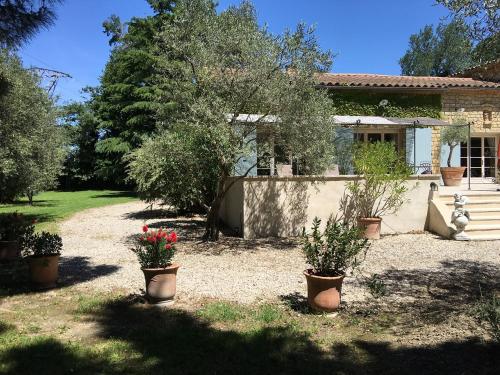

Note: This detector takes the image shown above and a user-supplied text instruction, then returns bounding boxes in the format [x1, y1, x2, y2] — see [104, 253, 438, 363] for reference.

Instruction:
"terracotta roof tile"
[315, 73, 500, 89]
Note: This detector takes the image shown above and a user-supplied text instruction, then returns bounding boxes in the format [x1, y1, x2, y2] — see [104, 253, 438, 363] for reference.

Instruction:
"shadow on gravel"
[354, 259, 500, 325]
[0, 256, 119, 297]
[59, 256, 120, 287]
[1, 295, 498, 375]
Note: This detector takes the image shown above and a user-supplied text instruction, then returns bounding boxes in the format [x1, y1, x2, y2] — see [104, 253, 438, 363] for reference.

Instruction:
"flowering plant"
[133, 225, 177, 269]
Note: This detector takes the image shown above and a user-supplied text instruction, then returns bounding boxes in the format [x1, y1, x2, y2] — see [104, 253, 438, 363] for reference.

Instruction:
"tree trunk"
[447, 143, 456, 168]
[203, 175, 227, 241]
[27, 190, 34, 206]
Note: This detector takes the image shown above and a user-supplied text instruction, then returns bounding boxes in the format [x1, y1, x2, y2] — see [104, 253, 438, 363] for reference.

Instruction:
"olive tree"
[441, 120, 469, 167]
[133, 0, 335, 240]
[0, 51, 65, 203]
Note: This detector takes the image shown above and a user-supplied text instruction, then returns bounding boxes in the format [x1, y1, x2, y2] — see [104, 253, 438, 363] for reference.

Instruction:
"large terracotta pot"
[357, 217, 382, 240]
[28, 254, 60, 289]
[142, 263, 180, 304]
[304, 270, 345, 312]
[0, 240, 20, 261]
[440, 167, 466, 186]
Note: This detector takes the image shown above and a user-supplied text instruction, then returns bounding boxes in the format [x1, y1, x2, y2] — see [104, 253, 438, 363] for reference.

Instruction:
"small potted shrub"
[0, 213, 32, 260]
[347, 142, 412, 239]
[302, 217, 369, 312]
[440, 122, 468, 186]
[22, 227, 63, 289]
[133, 225, 179, 304]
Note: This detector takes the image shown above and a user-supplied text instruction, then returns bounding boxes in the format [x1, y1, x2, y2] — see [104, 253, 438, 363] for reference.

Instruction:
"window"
[354, 131, 400, 151]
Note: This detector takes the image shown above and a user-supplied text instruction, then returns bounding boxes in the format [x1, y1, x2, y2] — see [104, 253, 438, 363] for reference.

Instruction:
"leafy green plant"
[22, 230, 62, 257]
[346, 142, 412, 219]
[302, 217, 369, 277]
[475, 292, 499, 342]
[133, 225, 177, 269]
[441, 121, 469, 167]
[365, 274, 388, 298]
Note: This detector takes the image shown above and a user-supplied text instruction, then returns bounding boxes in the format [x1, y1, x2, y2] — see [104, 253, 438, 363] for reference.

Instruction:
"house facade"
[222, 61, 500, 239]
[317, 59, 500, 181]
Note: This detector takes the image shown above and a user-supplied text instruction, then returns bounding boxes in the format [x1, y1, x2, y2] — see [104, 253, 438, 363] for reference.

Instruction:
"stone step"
[468, 207, 500, 214]
[468, 233, 500, 241]
[469, 218, 500, 225]
[466, 224, 500, 232]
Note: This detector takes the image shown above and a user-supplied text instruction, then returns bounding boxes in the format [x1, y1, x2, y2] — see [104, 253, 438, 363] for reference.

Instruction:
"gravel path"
[60, 202, 500, 304]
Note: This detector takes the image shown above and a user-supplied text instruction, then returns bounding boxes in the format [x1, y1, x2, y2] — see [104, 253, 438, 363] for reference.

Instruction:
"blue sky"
[19, 0, 451, 103]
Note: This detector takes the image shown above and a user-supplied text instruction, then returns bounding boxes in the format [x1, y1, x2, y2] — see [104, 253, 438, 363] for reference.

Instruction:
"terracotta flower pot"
[142, 263, 180, 304]
[304, 270, 345, 312]
[28, 254, 60, 289]
[440, 167, 466, 186]
[0, 240, 20, 261]
[357, 217, 382, 240]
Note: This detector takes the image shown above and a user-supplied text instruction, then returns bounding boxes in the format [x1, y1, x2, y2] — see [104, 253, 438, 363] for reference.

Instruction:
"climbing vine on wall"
[329, 91, 442, 118]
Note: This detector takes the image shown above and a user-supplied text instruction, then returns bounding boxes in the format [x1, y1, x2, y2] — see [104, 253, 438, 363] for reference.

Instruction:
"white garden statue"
[451, 193, 470, 241]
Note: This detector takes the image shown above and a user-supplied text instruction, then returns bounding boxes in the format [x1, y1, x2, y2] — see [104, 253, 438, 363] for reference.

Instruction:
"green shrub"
[302, 217, 369, 276]
[22, 230, 62, 257]
[347, 142, 412, 219]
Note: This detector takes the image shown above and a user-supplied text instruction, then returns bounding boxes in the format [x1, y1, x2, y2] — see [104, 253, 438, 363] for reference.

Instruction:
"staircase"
[442, 192, 500, 240]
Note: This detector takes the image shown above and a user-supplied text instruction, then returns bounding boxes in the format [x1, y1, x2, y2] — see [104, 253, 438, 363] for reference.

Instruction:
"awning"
[332, 115, 450, 127]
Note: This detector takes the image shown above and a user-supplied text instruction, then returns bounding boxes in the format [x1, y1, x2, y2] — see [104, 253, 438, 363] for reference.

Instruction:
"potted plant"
[440, 122, 468, 186]
[133, 225, 179, 304]
[302, 217, 369, 312]
[347, 142, 412, 239]
[0, 213, 32, 260]
[22, 227, 63, 289]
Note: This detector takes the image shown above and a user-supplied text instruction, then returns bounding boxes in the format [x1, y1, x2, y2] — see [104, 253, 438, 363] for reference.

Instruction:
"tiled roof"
[316, 73, 500, 89]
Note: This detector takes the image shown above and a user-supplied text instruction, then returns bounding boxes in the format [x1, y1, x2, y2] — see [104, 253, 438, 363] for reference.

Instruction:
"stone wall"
[431, 90, 500, 173]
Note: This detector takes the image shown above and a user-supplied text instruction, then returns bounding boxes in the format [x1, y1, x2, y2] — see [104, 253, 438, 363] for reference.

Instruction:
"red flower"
[142, 225, 149, 233]
[139, 236, 144, 241]
[169, 232, 177, 243]
[165, 244, 172, 250]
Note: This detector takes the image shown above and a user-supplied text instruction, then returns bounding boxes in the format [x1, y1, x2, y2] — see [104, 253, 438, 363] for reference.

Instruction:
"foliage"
[92, 1, 176, 184]
[22, 230, 62, 257]
[474, 292, 500, 342]
[436, 0, 499, 40]
[346, 142, 412, 219]
[128, 124, 220, 210]
[399, 19, 474, 76]
[150, 0, 335, 240]
[472, 31, 500, 63]
[0, 212, 32, 241]
[133, 225, 177, 269]
[0, 51, 65, 203]
[0, 0, 62, 48]
[58, 102, 100, 189]
[329, 91, 442, 119]
[0, 190, 137, 233]
[441, 120, 469, 167]
[302, 217, 369, 277]
[365, 274, 388, 299]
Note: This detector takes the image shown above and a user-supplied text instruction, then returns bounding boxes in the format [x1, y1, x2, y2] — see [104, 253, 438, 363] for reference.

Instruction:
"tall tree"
[92, 0, 176, 184]
[130, 0, 335, 240]
[0, 51, 65, 203]
[0, 0, 62, 48]
[59, 101, 100, 189]
[400, 19, 474, 76]
[436, 0, 499, 40]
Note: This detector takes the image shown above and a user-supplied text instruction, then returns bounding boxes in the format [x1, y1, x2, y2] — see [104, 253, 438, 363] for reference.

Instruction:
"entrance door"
[460, 136, 497, 182]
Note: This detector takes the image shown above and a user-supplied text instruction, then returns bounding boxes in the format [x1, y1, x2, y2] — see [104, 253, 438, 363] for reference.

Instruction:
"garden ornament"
[451, 193, 470, 241]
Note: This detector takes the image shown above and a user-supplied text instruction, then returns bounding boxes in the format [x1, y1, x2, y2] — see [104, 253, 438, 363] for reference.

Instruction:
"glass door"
[460, 136, 497, 181]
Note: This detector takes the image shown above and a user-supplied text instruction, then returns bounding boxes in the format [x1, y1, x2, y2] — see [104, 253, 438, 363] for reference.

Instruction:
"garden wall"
[220, 175, 440, 239]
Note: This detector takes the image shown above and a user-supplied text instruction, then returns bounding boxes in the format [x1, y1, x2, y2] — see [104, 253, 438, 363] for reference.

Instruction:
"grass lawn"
[0, 288, 498, 375]
[0, 190, 137, 233]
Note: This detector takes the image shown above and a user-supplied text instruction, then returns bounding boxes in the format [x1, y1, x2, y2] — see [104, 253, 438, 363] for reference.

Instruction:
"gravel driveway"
[60, 202, 500, 305]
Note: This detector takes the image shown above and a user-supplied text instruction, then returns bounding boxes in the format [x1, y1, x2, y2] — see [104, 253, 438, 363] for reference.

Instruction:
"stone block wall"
[431, 90, 500, 173]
